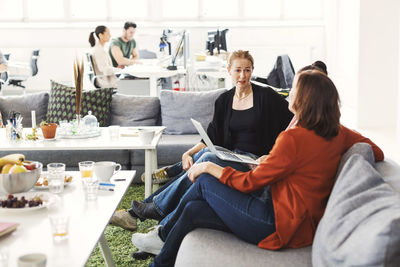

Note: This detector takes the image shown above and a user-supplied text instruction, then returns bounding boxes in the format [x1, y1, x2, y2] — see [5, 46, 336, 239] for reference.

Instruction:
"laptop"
[191, 118, 259, 165]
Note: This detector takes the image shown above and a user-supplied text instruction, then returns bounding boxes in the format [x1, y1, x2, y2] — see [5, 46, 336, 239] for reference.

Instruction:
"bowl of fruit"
[0, 154, 42, 194]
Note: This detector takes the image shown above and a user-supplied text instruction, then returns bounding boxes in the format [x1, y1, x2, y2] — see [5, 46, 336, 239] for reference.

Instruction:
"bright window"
[202, 0, 238, 18]
[110, 0, 147, 19]
[27, 0, 64, 19]
[0, 0, 23, 19]
[244, 0, 281, 18]
[70, 0, 107, 19]
[163, 0, 198, 18]
[283, 0, 323, 19]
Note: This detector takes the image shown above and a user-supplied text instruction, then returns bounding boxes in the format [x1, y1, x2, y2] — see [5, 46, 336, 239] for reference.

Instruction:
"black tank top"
[229, 107, 258, 155]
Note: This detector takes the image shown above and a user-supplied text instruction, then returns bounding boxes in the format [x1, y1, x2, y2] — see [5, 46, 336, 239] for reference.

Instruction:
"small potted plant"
[40, 121, 57, 139]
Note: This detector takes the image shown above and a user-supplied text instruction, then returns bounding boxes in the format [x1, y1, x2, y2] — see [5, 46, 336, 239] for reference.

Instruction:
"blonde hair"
[228, 50, 254, 68]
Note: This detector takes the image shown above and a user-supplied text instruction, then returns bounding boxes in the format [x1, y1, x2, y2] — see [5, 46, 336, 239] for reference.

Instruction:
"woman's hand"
[248, 155, 268, 170]
[188, 162, 209, 183]
[257, 155, 268, 163]
[182, 152, 194, 171]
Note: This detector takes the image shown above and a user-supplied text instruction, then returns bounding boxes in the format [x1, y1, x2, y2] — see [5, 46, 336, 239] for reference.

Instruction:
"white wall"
[0, 22, 325, 91]
[328, 0, 400, 131]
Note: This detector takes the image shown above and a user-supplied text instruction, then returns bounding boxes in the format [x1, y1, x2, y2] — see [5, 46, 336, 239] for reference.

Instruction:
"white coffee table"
[0, 170, 135, 267]
[0, 126, 165, 198]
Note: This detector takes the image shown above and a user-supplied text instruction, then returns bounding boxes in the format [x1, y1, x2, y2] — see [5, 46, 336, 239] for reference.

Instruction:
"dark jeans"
[149, 174, 276, 267]
[152, 151, 253, 218]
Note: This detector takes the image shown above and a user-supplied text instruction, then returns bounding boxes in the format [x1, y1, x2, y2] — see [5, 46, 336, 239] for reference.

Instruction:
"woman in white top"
[89, 26, 120, 88]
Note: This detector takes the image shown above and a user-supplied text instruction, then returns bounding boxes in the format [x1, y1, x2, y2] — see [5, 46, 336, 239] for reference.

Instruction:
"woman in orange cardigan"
[133, 70, 384, 267]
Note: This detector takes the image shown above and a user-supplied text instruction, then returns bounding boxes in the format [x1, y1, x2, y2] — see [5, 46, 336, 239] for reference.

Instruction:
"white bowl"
[0, 162, 42, 194]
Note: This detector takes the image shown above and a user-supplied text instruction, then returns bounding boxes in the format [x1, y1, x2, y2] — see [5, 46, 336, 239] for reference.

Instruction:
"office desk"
[119, 60, 185, 96]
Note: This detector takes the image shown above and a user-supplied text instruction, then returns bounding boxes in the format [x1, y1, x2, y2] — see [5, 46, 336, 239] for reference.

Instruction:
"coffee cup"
[138, 129, 155, 144]
[18, 253, 47, 267]
[94, 161, 121, 181]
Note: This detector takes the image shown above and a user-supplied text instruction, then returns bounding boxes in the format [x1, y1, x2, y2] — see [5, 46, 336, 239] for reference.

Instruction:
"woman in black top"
[111, 50, 293, 238]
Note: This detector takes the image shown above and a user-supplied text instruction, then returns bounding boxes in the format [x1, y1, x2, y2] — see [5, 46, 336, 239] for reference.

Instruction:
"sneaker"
[131, 225, 164, 255]
[110, 210, 137, 231]
[140, 167, 170, 184]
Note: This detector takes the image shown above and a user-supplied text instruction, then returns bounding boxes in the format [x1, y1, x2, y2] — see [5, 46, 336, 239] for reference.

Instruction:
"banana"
[0, 154, 25, 168]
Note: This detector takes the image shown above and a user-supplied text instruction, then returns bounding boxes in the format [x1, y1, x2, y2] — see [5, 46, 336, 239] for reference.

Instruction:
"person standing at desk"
[109, 21, 139, 68]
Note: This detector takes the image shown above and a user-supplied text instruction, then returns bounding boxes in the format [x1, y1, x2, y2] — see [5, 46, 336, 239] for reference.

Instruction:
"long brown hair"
[292, 70, 340, 140]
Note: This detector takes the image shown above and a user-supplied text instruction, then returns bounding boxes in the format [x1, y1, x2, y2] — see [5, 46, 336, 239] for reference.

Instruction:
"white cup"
[94, 161, 122, 181]
[18, 253, 46, 267]
[138, 129, 155, 144]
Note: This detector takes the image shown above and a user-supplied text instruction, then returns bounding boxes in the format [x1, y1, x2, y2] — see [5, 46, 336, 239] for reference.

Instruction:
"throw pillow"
[0, 92, 49, 128]
[160, 88, 227, 134]
[110, 94, 160, 126]
[46, 80, 113, 126]
[312, 154, 400, 266]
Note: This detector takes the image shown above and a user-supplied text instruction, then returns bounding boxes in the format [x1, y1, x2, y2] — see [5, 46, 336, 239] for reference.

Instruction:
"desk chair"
[85, 53, 101, 88]
[8, 49, 40, 89]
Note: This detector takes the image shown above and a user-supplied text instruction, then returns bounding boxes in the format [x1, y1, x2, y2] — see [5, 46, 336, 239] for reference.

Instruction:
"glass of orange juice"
[78, 161, 94, 179]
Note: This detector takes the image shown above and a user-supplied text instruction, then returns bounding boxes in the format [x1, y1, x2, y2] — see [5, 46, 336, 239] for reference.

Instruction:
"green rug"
[85, 185, 157, 267]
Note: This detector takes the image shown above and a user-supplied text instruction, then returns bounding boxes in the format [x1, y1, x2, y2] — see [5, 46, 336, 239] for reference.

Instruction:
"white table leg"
[145, 149, 153, 198]
[99, 233, 116, 267]
[151, 149, 160, 192]
[149, 76, 158, 96]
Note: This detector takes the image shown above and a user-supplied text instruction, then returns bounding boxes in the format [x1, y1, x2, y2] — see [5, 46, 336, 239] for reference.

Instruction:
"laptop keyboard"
[219, 151, 242, 161]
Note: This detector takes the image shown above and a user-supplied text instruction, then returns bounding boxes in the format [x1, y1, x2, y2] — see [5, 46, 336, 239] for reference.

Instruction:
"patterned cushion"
[46, 81, 113, 126]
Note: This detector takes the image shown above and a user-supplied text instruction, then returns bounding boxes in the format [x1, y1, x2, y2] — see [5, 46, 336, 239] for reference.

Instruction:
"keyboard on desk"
[218, 151, 243, 161]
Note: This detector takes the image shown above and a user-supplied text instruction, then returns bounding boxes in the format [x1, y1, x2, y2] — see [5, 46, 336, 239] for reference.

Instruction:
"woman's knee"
[196, 152, 219, 163]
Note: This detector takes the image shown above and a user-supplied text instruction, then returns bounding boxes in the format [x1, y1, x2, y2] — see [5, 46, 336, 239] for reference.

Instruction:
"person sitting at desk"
[109, 21, 139, 68]
[89, 25, 120, 88]
[0, 50, 8, 72]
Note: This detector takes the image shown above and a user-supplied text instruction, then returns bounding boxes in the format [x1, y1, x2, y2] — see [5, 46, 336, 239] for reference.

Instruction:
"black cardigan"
[206, 83, 293, 157]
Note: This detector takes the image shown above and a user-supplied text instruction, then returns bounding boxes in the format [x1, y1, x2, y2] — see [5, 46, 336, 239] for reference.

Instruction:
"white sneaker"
[131, 225, 164, 255]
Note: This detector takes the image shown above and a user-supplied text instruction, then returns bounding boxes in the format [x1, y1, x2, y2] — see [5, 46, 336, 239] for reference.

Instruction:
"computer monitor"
[206, 29, 228, 55]
[167, 30, 188, 70]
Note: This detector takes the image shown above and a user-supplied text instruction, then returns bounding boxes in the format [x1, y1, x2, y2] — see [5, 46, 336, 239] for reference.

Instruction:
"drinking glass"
[49, 215, 69, 242]
[47, 163, 66, 194]
[82, 179, 98, 201]
[79, 161, 94, 179]
[108, 125, 120, 139]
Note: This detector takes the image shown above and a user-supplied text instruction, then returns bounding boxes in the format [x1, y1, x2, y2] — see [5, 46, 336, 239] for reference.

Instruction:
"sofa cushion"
[175, 229, 312, 267]
[335, 142, 375, 179]
[0, 92, 49, 128]
[160, 88, 227, 134]
[46, 81, 113, 126]
[110, 94, 160, 126]
[312, 154, 400, 266]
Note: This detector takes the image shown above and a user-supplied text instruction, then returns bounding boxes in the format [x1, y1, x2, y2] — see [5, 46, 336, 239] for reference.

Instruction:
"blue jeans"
[152, 149, 254, 218]
[149, 174, 276, 267]
[138, 148, 210, 207]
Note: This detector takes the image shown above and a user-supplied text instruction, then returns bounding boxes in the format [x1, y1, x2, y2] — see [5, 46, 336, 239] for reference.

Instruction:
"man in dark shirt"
[109, 21, 140, 67]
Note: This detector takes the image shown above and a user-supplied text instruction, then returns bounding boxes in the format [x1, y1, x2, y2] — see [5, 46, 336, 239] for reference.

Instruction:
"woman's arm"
[188, 131, 296, 192]
[182, 142, 207, 170]
[344, 126, 384, 161]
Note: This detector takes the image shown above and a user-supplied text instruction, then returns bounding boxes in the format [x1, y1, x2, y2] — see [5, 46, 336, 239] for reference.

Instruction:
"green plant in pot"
[40, 121, 57, 139]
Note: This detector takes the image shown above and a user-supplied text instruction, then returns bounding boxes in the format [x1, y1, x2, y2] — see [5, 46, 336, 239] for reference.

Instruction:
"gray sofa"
[0, 88, 226, 183]
[175, 143, 400, 267]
